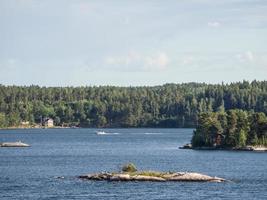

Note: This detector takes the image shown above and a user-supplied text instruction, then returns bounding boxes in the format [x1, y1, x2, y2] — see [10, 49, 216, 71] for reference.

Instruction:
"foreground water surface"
[0, 128, 266, 200]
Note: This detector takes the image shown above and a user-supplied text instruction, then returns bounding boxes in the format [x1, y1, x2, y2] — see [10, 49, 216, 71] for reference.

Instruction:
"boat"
[96, 131, 106, 135]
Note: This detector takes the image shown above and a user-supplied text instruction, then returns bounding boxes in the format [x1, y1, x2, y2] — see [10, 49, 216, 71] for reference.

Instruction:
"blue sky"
[0, 0, 267, 86]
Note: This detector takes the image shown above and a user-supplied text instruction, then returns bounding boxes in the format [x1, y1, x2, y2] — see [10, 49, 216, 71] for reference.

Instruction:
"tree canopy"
[0, 80, 267, 128]
[192, 109, 267, 147]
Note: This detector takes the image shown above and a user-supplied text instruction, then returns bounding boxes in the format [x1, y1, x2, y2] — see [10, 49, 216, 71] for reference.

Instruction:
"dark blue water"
[0, 128, 266, 200]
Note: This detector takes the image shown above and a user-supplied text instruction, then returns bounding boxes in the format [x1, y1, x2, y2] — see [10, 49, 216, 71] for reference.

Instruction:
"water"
[0, 128, 266, 200]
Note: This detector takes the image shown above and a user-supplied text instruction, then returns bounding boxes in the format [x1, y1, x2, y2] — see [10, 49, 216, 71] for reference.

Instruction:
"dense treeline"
[192, 110, 267, 147]
[0, 80, 267, 128]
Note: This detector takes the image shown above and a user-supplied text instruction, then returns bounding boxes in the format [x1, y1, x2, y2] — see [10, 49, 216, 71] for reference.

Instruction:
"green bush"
[122, 163, 137, 173]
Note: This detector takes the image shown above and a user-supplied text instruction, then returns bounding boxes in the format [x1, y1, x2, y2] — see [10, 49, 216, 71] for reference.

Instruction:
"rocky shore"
[79, 164, 226, 183]
[179, 144, 267, 152]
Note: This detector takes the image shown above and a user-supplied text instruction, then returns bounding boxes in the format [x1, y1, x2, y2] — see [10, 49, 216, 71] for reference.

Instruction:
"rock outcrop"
[79, 171, 226, 182]
[0, 141, 30, 147]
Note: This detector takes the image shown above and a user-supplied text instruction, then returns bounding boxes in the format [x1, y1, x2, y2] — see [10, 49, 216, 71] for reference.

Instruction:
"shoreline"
[179, 144, 267, 152]
[0, 127, 195, 130]
[0, 126, 76, 130]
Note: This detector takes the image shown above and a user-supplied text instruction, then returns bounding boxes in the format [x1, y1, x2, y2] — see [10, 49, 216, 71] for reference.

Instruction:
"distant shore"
[0, 126, 79, 130]
[0, 126, 193, 130]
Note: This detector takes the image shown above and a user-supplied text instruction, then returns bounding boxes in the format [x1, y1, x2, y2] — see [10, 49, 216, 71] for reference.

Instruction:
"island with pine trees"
[181, 109, 267, 151]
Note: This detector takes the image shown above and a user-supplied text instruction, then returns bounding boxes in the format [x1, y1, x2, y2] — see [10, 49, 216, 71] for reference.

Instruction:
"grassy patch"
[126, 171, 172, 178]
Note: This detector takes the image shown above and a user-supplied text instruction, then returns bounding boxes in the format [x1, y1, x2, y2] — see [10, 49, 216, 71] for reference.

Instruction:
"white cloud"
[234, 51, 267, 71]
[144, 52, 169, 70]
[104, 51, 169, 71]
[245, 51, 254, 62]
[7, 59, 16, 65]
[235, 51, 254, 62]
[105, 51, 141, 66]
[0, 59, 18, 71]
[208, 21, 221, 28]
[181, 56, 194, 65]
[122, 17, 130, 25]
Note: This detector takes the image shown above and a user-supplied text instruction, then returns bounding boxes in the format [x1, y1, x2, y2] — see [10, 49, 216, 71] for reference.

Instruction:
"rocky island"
[0, 141, 30, 147]
[79, 163, 226, 183]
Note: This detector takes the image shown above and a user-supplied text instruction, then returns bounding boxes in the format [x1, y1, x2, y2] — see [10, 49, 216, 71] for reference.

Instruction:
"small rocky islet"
[79, 163, 226, 183]
[0, 141, 30, 147]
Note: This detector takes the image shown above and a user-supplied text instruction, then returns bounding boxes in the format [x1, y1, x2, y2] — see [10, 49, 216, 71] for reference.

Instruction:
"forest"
[191, 110, 267, 147]
[0, 80, 267, 128]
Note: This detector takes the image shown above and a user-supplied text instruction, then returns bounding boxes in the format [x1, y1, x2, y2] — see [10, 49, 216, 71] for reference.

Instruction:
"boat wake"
[95, 131, 119, 135]
[143, 132, 162, 135]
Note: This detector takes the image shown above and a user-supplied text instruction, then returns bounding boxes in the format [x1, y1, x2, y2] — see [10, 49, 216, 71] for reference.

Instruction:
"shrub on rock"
[122, 163, 137, 173]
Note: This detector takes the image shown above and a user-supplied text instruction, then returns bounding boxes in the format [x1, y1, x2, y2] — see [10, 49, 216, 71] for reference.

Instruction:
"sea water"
[0, 128, 266, 200]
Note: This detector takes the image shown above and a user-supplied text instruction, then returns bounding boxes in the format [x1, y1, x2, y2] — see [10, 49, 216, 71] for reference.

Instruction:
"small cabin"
[43, 118, 54, 127]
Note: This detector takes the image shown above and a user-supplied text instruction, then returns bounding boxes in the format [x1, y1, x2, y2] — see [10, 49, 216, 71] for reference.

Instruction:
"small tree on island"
[122, 163, 137, 173]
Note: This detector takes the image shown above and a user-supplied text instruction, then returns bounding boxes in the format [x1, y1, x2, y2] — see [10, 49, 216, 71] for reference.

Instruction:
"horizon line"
[1, 79, 266, 88]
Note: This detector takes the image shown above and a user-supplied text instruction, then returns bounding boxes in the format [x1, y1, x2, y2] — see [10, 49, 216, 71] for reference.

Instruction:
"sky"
[0, 0, 267, 86]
